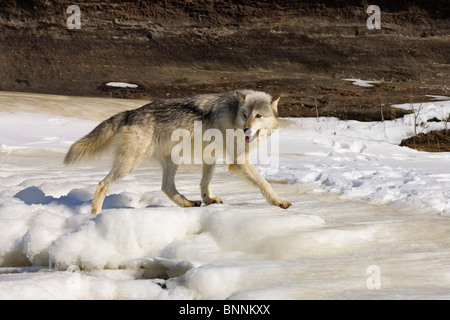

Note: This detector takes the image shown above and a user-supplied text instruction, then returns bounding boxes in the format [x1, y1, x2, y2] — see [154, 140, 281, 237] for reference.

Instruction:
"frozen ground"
[1, 91, 450, 300]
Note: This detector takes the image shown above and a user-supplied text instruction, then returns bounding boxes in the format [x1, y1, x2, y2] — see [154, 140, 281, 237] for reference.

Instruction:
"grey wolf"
[64, 90, 292, 214]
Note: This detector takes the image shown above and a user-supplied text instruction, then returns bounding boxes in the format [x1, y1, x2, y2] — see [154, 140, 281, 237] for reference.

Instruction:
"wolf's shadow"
[13, 186, 147, 210]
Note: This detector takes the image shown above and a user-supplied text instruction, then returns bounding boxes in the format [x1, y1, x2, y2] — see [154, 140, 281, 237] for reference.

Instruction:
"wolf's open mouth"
[245, 129, 260, 143]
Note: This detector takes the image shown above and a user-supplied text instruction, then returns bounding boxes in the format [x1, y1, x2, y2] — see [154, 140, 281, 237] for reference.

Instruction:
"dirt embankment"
[400, 129, 450, 152]
[0, 0, 449, 128]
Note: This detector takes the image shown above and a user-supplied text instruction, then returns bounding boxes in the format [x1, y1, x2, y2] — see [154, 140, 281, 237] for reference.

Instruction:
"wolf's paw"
[186, 200, 202, 207]
[278, 200, 292, 209]
[271, 199, 292, 209]
[175, 195, 202, 207]
[91, 207, 101, 214]
[203, 196, 223, 206]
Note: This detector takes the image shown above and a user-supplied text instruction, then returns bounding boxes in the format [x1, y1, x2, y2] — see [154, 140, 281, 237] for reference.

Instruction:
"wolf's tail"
[63, 111, 128, 165]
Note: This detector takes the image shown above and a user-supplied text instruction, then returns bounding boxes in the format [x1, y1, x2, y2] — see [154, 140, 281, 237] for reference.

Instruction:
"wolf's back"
[63, 111, 128, 165]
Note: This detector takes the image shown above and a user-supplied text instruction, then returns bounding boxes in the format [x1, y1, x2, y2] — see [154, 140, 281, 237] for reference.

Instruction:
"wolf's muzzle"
[244, 128, 260, 143]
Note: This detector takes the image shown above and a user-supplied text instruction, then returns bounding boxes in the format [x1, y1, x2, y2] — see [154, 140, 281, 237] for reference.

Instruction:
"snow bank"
[0, 268, 167, 300]
[49, 209, 205, 270]
[269, 100, 450, 214]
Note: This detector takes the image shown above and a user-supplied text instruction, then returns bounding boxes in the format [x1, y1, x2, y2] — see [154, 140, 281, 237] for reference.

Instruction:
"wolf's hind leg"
[92, 180, 108, 214]
[92, 155, 145, 214]
[92, 127, 151, 214]
[160, 158, 201, 207]
[201, 163, 223, 205]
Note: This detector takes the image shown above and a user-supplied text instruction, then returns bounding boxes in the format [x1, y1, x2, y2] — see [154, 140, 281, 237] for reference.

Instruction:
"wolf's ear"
[236, 91, 246, 103]
[271, 95, 281, 113]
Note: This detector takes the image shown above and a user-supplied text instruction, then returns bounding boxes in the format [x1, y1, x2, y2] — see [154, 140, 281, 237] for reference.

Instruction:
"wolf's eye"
[243, 113, 247, 119]
[255, 114, 262, 118]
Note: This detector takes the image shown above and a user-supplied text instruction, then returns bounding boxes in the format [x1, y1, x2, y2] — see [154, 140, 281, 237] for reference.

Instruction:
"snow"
[105, 82, 138, 88]
[1, 91, 450, 300]
[342, 79, 381, 87]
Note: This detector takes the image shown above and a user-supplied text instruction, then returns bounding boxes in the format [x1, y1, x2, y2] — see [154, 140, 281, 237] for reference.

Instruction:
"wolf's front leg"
[227, 163, 291, 209]
[201, 163, 223, 205]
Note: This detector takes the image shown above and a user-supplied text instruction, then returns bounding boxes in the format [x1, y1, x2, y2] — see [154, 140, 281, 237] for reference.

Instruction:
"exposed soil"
[400, 129, 450, 152]
[1, 1, 449, 150]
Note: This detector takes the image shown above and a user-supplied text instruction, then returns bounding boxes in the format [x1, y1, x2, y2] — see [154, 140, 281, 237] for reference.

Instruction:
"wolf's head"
[235, 90, 279, 144]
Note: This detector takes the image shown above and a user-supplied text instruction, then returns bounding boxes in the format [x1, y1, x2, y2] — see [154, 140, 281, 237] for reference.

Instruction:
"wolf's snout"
[244, 128, 260, 143]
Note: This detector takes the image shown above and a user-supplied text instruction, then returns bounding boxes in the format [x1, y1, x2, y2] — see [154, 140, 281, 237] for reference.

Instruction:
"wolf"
[64, 90, 292, 214]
